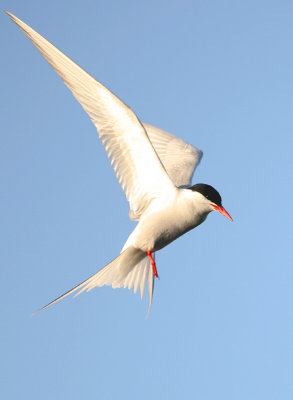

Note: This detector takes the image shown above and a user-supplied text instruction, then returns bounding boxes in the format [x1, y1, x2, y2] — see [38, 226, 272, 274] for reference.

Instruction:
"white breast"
[126, 189, 210, 252]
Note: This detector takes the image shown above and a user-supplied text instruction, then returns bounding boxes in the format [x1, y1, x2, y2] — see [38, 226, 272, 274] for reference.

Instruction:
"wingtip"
[5, 11, 25, 27]
[5, 10, 14, 19]
[5, 11, 21, 27]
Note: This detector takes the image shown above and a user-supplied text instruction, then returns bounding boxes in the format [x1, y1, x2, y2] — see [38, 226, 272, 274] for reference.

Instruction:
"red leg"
[147, 250, 159, 278]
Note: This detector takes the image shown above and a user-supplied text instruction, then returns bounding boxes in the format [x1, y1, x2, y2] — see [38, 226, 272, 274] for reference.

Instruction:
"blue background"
[1, 1, 293, 399]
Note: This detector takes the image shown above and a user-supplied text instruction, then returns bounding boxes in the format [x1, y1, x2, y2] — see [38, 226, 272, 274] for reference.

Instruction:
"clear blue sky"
[1, 1, 293, 399]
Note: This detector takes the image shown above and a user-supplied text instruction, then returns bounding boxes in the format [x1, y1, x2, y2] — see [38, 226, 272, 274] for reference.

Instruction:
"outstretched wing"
[7, 12, 176, 221]
[143, 123, 203, 188]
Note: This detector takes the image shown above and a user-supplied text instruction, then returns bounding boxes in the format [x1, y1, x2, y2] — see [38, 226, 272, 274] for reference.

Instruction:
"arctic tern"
[6, 12, 232, 312]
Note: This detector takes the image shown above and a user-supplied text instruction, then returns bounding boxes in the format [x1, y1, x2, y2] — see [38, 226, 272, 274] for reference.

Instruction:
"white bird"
[6, 12, 232, 313]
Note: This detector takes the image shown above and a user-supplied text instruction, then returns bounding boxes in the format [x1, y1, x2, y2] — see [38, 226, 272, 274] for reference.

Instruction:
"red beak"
[212, 205, 233, 221]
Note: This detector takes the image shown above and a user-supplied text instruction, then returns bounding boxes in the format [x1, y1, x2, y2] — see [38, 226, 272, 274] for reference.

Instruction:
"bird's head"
[188, 183, 233, 221]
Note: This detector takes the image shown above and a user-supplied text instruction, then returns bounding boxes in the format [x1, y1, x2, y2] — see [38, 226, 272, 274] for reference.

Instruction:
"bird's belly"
[151, 217, 204, 251]
[132, 208, 206, 252]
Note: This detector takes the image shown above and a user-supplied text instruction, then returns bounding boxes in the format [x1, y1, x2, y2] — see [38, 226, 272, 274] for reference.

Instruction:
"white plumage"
[7, 12, 231, 313]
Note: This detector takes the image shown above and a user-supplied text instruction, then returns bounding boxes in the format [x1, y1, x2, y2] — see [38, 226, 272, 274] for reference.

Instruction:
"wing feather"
[143, 123, 203, 187]
[7, 12, 175, 220]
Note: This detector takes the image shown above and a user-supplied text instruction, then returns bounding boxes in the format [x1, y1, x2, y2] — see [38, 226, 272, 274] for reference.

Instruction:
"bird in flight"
[6, 12, 232, 313]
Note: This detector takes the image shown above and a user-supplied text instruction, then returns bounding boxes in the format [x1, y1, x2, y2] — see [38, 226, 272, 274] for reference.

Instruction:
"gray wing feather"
[143, 123, 203, 187]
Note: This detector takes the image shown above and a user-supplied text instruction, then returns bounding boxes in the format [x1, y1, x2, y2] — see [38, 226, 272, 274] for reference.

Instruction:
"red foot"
[147, 250, 159, 278]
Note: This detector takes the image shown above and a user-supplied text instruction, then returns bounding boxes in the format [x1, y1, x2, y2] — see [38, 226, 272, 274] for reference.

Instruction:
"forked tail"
[33, 246, 154, 314]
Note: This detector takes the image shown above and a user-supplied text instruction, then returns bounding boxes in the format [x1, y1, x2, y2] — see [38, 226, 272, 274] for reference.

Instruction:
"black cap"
[188, 183, 222, 206]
